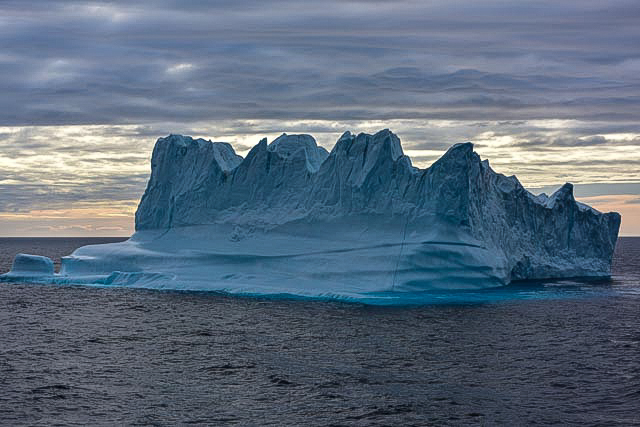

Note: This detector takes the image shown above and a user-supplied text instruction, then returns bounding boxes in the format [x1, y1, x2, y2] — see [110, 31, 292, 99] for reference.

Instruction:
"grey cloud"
[474, 127, 640, 151]
[0, 125, 154, 212]
[0, 174, 149, 213]
[0, 0, 638, 128]
[529, 183, 640, 198]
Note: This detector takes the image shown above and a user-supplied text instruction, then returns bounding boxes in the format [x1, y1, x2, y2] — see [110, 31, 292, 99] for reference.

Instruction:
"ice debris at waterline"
[1, 129, 620, 303]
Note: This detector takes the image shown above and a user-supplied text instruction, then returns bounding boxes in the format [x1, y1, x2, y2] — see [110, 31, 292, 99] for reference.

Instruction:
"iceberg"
[1, 130, 621, 303]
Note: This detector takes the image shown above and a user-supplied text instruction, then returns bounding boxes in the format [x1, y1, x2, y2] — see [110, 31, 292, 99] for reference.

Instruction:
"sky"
[0, 0, 639, 236]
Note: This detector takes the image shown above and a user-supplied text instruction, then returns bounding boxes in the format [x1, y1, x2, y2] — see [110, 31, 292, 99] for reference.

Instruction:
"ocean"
[0, 237, 638, 426]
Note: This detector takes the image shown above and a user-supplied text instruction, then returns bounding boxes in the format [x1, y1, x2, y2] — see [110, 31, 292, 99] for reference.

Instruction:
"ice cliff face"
[2, 129, 621, 302]
[134, 135, 243, 230]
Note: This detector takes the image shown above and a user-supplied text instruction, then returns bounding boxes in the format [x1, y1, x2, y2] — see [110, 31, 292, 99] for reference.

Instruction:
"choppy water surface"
[0, 237, 639, 425]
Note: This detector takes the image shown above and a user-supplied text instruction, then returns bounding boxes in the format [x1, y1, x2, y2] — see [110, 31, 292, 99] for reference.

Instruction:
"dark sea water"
[0, 237, 639, 426]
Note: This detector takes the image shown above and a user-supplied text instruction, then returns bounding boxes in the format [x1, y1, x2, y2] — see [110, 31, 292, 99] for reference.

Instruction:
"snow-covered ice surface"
[1, 129, 621, 304]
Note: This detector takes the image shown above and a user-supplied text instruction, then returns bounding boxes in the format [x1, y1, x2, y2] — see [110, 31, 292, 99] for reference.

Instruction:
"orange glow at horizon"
[579, 195, 640, 237]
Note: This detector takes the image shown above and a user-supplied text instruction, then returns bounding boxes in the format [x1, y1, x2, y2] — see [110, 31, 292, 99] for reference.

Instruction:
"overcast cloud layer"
[0, 0, 639, 235]
[2, 0, 640, 125]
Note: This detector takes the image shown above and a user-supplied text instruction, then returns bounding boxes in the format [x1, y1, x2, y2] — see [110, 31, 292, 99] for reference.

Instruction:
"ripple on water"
[0, 237, 638, 425]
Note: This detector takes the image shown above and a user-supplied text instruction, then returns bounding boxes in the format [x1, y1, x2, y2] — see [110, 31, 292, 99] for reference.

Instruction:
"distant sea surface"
[0, 237, 639, 426]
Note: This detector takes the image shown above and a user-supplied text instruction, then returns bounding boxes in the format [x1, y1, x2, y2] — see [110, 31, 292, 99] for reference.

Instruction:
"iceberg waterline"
[2, 129, 621, 303]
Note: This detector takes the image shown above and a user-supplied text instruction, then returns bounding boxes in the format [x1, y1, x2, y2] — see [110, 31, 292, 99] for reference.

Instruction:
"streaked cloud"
[1, 0, 639, 125]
